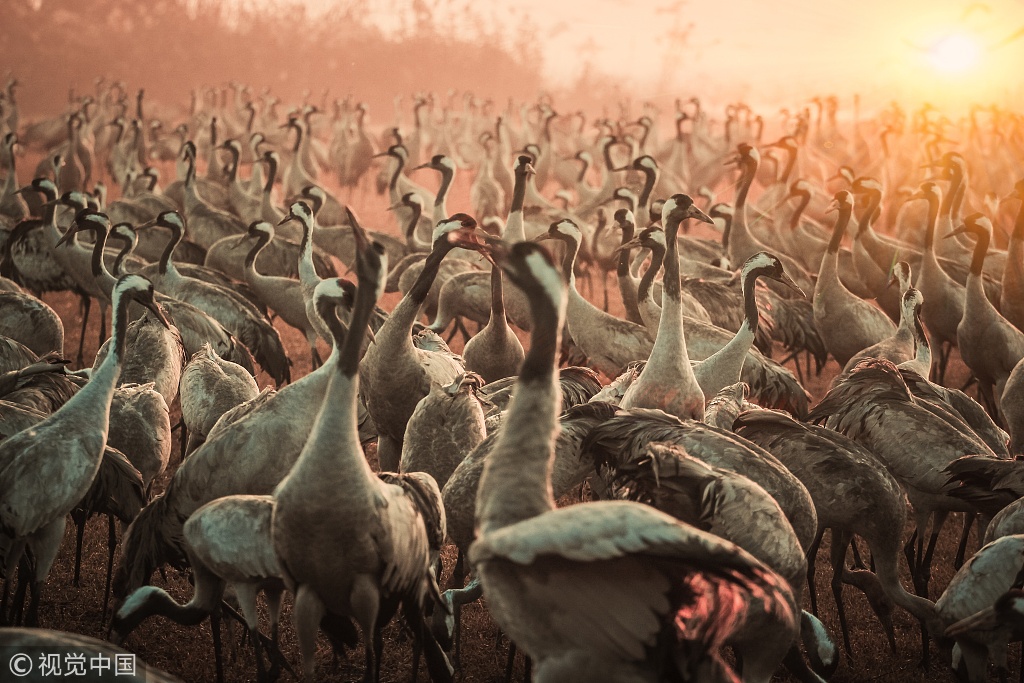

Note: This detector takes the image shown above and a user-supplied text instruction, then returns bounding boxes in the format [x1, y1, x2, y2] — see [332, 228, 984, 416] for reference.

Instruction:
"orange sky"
[349, 0, 1024, 108]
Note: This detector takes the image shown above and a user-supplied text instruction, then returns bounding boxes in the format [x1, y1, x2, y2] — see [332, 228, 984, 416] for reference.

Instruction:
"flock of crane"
[1, 77, 1024, 682]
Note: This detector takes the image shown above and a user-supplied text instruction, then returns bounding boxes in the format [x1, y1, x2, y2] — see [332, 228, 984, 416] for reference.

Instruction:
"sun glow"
[928, 32, 982, 74]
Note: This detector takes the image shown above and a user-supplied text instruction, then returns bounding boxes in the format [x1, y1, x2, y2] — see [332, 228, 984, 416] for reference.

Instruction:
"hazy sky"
[352, 0, 1024, 107]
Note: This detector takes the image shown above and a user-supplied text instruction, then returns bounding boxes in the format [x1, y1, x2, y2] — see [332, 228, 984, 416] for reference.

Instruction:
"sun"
[928, 32, 982, 74]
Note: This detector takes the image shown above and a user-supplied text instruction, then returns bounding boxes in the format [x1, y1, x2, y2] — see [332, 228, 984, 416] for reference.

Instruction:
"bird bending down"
[112, 495, 285, 683]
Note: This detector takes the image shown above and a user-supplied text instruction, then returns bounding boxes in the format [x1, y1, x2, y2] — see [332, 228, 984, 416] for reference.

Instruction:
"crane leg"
[504, 640, 518, 683]
[102, 514, 117, 617]
[917, 510, 949, 599]
[954, 512, 976, 570]
[71, 508, 87, 586]
[210, 609, 225, 683]
[805, 527, 825, 617]
[829, 529, 854, 658]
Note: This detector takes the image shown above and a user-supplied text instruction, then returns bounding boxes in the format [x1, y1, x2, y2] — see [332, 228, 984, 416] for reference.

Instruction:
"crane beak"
[723, 155, 740, 167]
[775, 271, 805, 297]
[945, 605, 1001, 638]
[524, 163, 537, 176]
[371, 151, 389, 159]
[533, 233, 557, 243]
[410, 163, 430, 171]
[825, 200, 840, 215]
[347, 208, 369, 253]
[233, 233, 251, 248]
[277, 214, 296, 227]
[613, 238, 642, 255]
[143, 297, 171, 329]
[54, 227, 78, 248]
[945, 225, 969, 239]
[687, 207, 714, 225]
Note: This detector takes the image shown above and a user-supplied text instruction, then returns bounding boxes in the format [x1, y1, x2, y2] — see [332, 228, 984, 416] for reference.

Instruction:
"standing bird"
[936, 535, 1024, 683]
[0, 275, 168, 625]
[139, 211, 290, 386]
[619, 194, 712, 420]
[471, 240, 799, 683]
[813, 191, 896, 367]
[112, 279, 351, 603]
[273, 224, 451, 683]
[1001, 180, 1024, 333]
[0, 290, 63, 358]
[952, 213, 1024, 416]
[239, 220, 323, 369]
[178, 342, 260, 456]
[360, 214, 489, 472]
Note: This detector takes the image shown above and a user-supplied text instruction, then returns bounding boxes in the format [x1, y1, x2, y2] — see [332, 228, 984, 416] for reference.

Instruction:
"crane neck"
[1013, 199, 1024, 244]
[735, 160, 756, 223]
[407, 239, 456, 308]
[314, 294, 349, 355]
[112, 587, 209, 639]
[637, 242, 664, 304]
[663, 217, 685, 305]
[741, 267, 761, 333]
[721, 212, 734, 251]
[856, 190, 881, 237]
[112, 236, 134, 277]
[476, 268, 563, 535]
[556, 236, 580, 289]
[602, 140, 616, 171]
[912, 311, 931, 371]
[245, 232, 271, 271]
[297, 217, 318, 288]
[780, 147, 797, 184]
[224, 147, 239, 183]
[403, 202, 425, 250]
[575, 157, 589, 183]
[87, 222, 111, 281]
[339, 269, 378, 378]
[263, 157, 277, 195]
[940, 167, 963, 220]
[968, 228, 989, 277]
[789, 192, 810, 229]
[828, 205, 852, 254]
[435, 166, 454, 211]
[388, 153, 404, 193]
[489, 265, 507, 322]
[952, 176, 966, 222]
[158, 223, 183, 277]
[616, 222, 635, 278]
[923, 194, 940, 250]
[638, 167, 657, 210]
